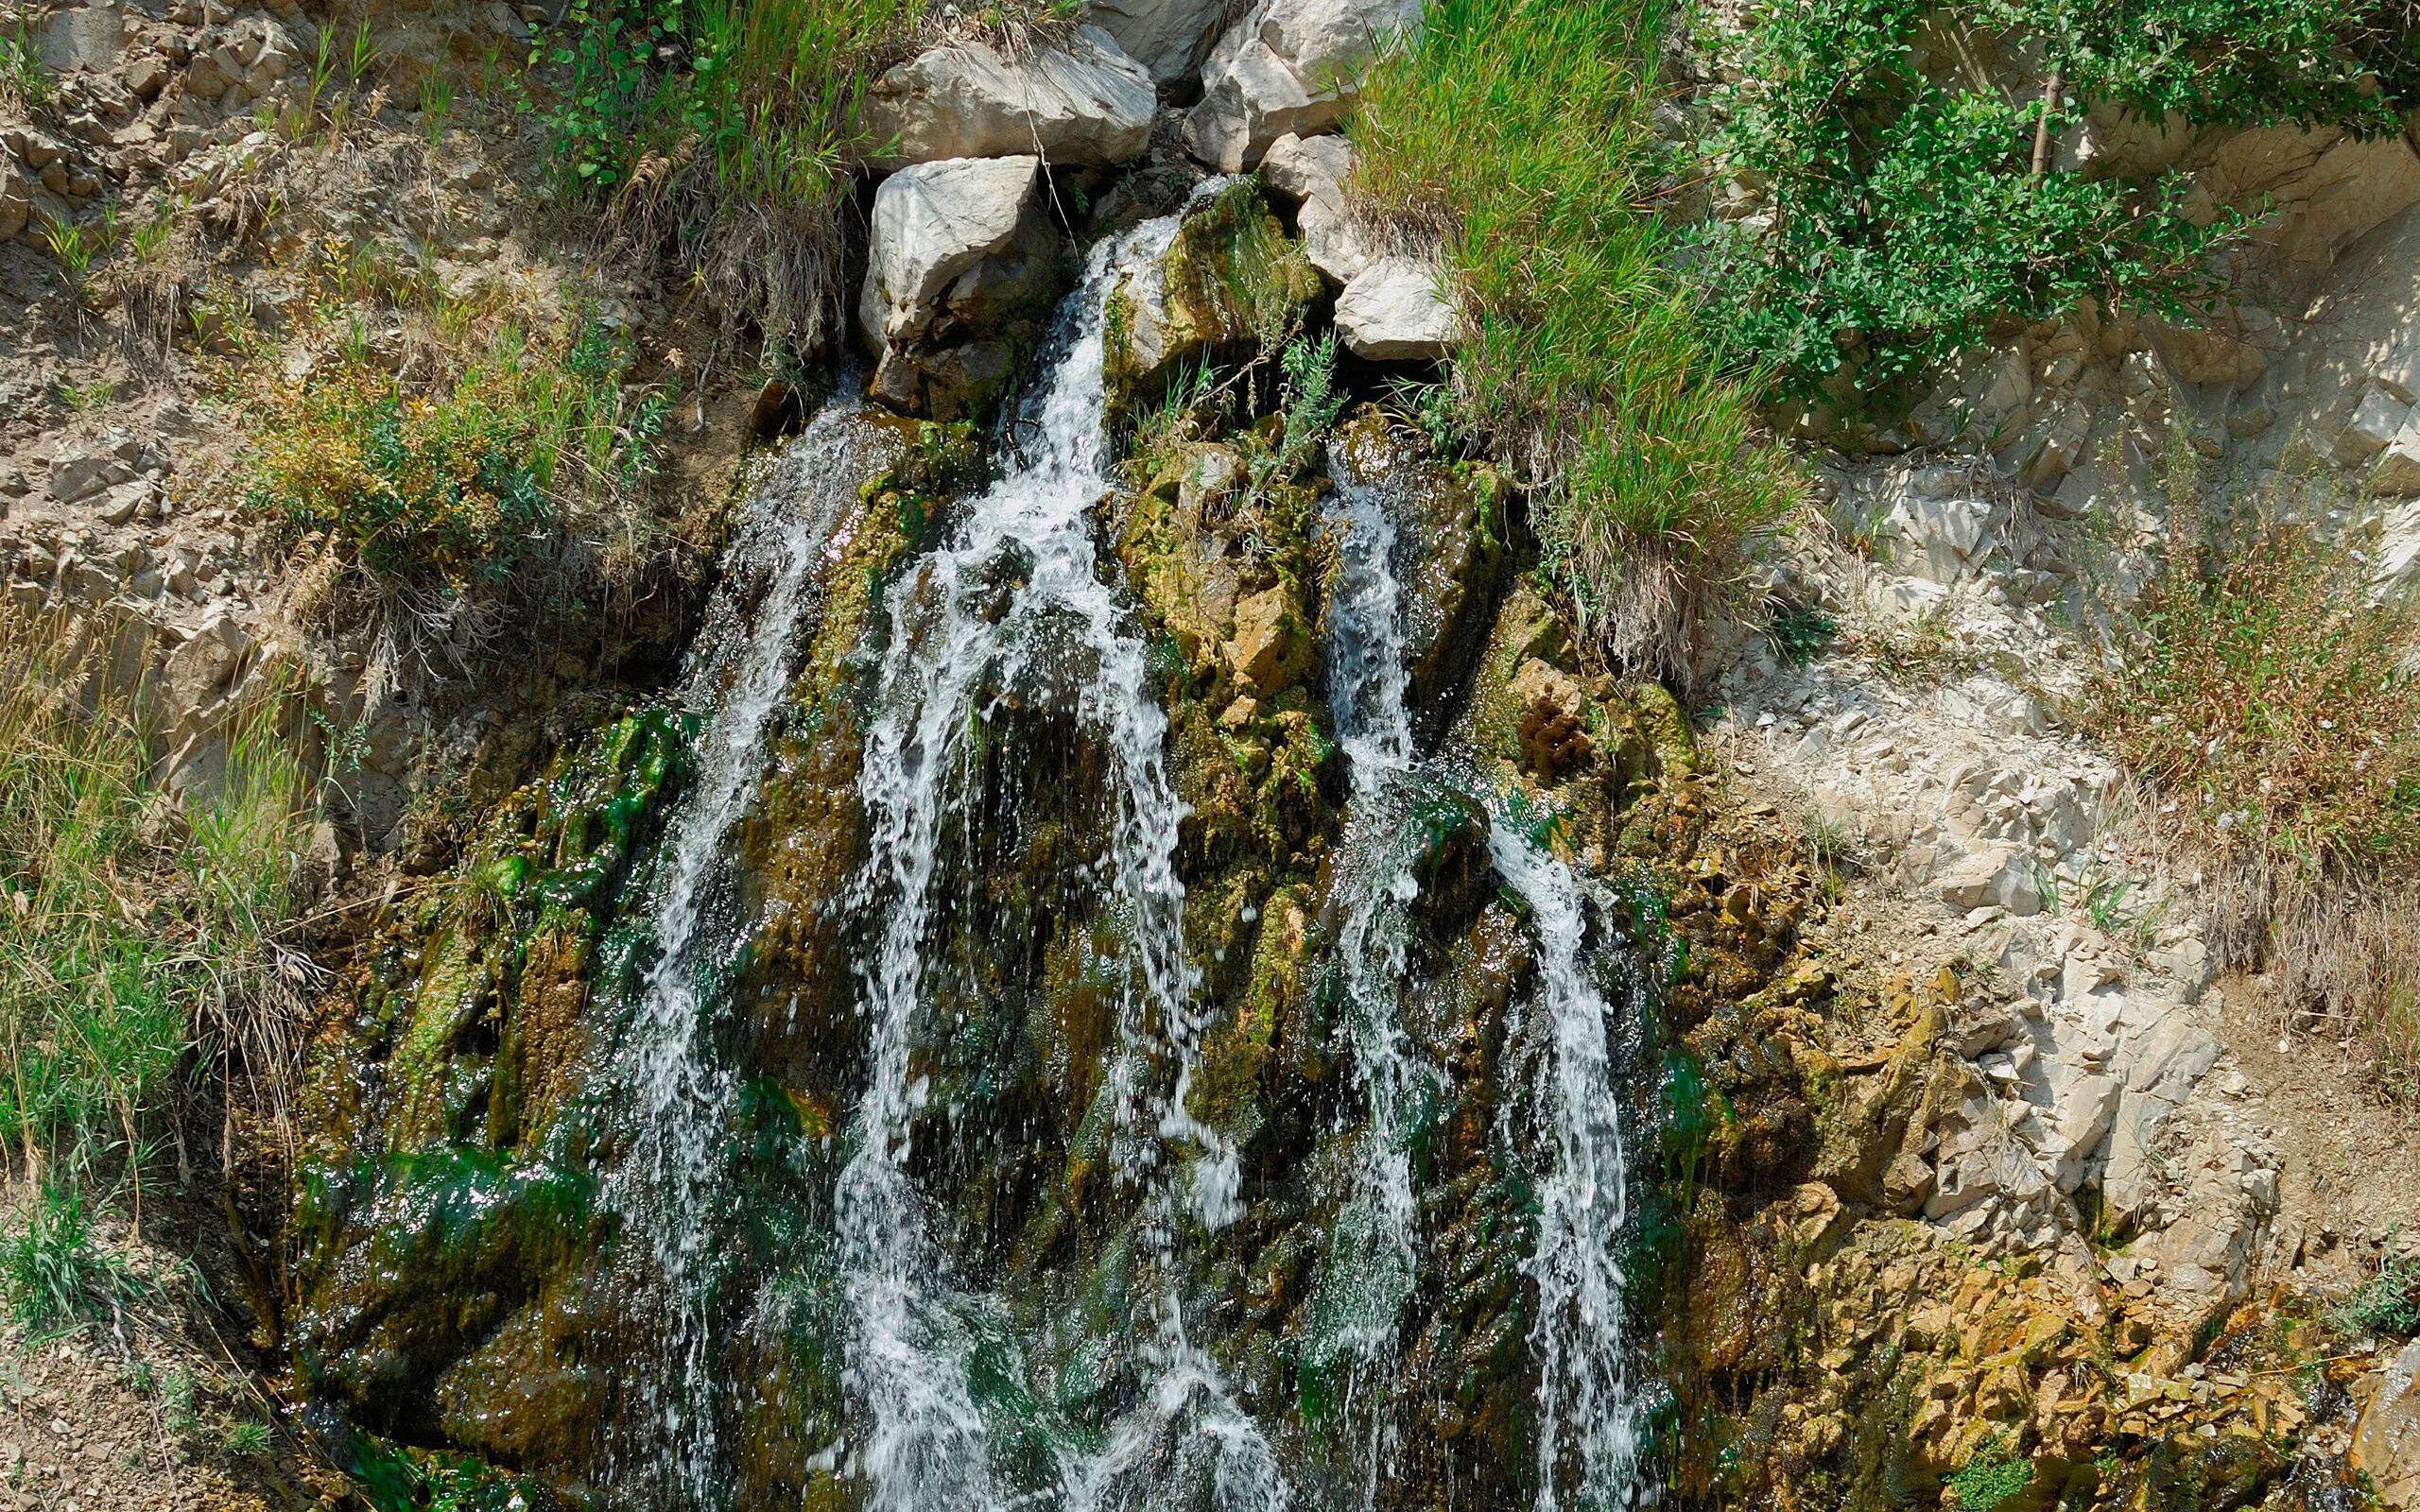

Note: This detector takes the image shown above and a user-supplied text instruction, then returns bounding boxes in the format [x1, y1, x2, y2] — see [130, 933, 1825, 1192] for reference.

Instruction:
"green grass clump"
[0, 1181, 153, 1332]
[528, 0, 1076, 354]
[1350, 0, 1794, 675]
[238, 319, 664, 594]
[0, 613, 310, 1186]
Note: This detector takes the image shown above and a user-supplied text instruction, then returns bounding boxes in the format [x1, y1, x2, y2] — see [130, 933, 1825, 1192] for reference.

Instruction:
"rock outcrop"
[1181, 0, 1424, 171]
[860, 25, 1156, 169]
[858, 154, 1062, 419]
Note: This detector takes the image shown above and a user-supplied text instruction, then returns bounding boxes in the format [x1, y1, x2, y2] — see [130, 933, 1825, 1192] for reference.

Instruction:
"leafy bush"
[240, 320, 664, 593]
[1351, 0, 1794, 676]
[1693, 0, 2411, 413]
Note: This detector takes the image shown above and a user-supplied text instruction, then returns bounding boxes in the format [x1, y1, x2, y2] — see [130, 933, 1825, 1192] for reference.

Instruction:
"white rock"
[1182, 0, 1423, 171]
[859, 155, 1044, 347]
[47, 450, 134, 504]
[2373, 414, 2420, 498]
[1933, 843, 2040, 917]
[1262, 130, 1371, 283]
[1334, 254, 1456, 360]
[1083, 0, 1232, 84]
[2337, 385, 2411, 466]
[861, 26, 1155, 168]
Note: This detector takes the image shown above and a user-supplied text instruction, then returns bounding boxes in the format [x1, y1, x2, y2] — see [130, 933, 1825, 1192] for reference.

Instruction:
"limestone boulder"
[1181, 0, 1423, 171]
[858, 156, 1063, 419]
[1083, 0, 1234, 85]
[1334, 255, 1457, 362]
[1261, 130, 1369, 283]
[861, 26, 1155, 169]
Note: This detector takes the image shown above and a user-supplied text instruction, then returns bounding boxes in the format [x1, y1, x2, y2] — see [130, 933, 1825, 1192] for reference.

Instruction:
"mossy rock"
[1105, 180, 1322, 420]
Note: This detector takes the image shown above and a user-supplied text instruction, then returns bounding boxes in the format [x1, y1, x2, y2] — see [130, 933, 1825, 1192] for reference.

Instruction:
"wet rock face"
[1104, 180, 1322, 415]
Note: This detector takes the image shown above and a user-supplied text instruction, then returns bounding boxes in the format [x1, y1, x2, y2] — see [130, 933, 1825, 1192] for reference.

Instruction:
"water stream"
[605, 394, 907, 1507]
[840, 208, 1283, 1512]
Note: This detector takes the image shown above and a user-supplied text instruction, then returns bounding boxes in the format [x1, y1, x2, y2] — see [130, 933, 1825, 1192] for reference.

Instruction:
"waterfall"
[1311, 446, 1437, 1503]
[605, 394, 907, 1507]
[840, 206, 1285, 1512]
[1486, 824, 1642, 1512]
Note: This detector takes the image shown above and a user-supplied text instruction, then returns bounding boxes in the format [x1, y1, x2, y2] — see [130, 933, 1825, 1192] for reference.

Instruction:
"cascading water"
[1486, 826, 1643, 1512]
[839, 205, 1284, 1512]
[604, 394, 908, 1506]
[1309, 445, 1440, 1503]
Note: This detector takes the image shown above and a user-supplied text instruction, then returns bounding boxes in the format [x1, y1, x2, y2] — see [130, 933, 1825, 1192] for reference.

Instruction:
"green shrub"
[0, 1182, 153, 1332]
[1351, 0, 1793, 674]
[1693, 0, 2411, 415]
[240, 319, 664, 593]
[2334, 1233, 2420, 1338]
[2098, 517, 2420, 872]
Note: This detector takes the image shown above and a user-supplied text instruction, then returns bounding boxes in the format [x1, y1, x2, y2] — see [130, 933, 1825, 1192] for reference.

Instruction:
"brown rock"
[2354, 1339, 2420, 1507]
[1222, 585, 1305, 696]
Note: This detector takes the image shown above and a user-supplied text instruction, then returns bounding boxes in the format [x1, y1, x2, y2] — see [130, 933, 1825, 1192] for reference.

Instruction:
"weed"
[2100, 515, 2420, 873]
[235, 317, 665, 594]
[1352, 0, 1793, 677]
[1767, 600, 1836, 664]
[2332, 1230, 2420, 1338]
[1860, 602, 1979, 686]
[0, 611, 310, 1186]
[57, 378, 115, 414]
[1947, 1431, 2032, 1510]
[0, 1182, 153, 1332]
[0, 16, 49, 111]
[161, 1366, 199, 1435]
[418, 70, 456, 146]
[2086, 877, 2132, 934]
[220, 1418, 273, 1457]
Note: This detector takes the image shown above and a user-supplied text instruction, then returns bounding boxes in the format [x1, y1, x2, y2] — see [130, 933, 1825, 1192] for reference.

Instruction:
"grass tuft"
[0, 611, 312, 1191]
[0, 1181, 153, 1332]
[1350, 0, 1795, 678]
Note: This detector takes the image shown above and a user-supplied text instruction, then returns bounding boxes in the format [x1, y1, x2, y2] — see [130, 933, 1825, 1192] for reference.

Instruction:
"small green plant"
[38, 212, 103, 288]
[2333, 1231, 2420, 1338]
[2085, 876, 2132, 934]
[418, 70, 456, 146]
[0, 1183, 152, 1332]
[160, 1366, 200, 1435]
[219, 1418, 273, 1458]
[1947, 1431, 2033, 1510]
[0, 16, 50, 110]
[1277, 332, 1345, 471]
[1767, 600, 1837, 664]
[57, 377, 115, 414]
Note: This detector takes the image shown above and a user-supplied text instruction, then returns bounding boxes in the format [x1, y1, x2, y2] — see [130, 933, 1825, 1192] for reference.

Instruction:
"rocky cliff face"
[9, 1, 2420, 1509]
